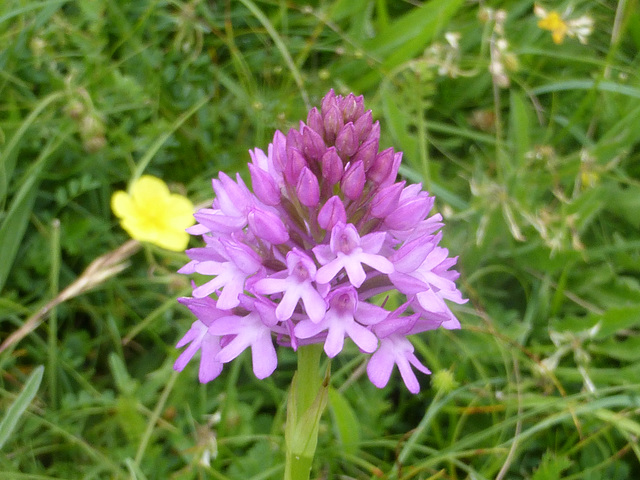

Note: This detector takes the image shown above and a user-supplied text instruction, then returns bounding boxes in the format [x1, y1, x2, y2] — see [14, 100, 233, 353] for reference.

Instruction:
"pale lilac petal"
[175, 320, 207, 350]
[192, 277, 225, 298]
[300, 285, 327, 322]
[199, 335, 223, 382]
[354, 302, 389, 326]
[222, 241, 262, 273]
[294, 319, 325, 339]
[315, 258, 345, 284]
[392, 237, 436, 273]
[186, 223, 209, 235]
[396, 355, 421, 394]
[416, 290, 449, 315]
[358, 252, 394, 274]
[389, 271, 429, 295]
[409, 353, 431, 375]
[216, 335, 249, 364]
[276, 283, 304, 320]
[194, 210, 246, 233]
[207, 315, 243, 336]
[193, 261, 226, 276]
[359, 231, 387, 254]
[216, 276, 245, 309]
[341, 255, 367, 287]
[312, 244, 335, 265]
[251, 333, 277, 379]
[346, 322, 378, 353]
[254, 277, 288, 295]
[366, 348, 394, 389]
[324, 323, 345, 358]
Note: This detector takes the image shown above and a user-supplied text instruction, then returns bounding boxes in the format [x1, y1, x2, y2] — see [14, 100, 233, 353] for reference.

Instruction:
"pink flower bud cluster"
[175, 90, 465, 393]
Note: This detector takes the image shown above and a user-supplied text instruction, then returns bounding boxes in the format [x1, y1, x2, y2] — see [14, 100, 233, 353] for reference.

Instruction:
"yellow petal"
[552, 30, 566, 44]
[131, 175, 172, 206]
[111, 190, 133, 219]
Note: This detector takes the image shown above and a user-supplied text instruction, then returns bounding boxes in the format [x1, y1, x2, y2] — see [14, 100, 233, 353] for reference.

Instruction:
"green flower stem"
[284, 344, 328, 480]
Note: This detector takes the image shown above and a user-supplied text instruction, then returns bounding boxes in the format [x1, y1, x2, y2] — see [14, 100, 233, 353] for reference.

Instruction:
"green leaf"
[108, 352, 138, 396]
[592, 306, 640, 340]
[328, 388, 361, 455]
[0, 137, 64, 292]
[591, 336, 640, 362]
[0, 187, 37, 293]
[0, 365, 44, 450]
[348, 0, 466, 91]
[531, 451, 572, 480]
[509, 91, 531, 173]
[603, 184, 640, 228]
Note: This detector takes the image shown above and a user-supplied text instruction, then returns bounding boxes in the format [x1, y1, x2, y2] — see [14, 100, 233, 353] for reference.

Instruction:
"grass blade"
[0, 365, 44, 450]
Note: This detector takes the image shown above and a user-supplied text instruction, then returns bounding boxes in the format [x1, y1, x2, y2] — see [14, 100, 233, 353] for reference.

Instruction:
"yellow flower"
[537, 10, 568, 44]
[111, 175, 195, 251]
[535, 5, 593, 45]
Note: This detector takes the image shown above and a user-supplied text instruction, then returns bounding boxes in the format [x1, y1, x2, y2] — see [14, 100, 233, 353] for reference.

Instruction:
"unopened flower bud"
[302, 125, 326, 160]
[284, 148, 307, 185]
[354, 110, 373, 141]
[385, 190, 434, 230]
[296, 167, 320, 207]
[368, 148, 394, 184]
[248, 163, 280, 205]
[353, 138, 379, 171]
[321, 147, 343, 185]
[340, 93, 365, 123]
[306, 107, 325, 138]
[248, 208, 289, 244]
[323, 104, 344, 144]
[379, 152, 402, 187]
[317, 195, 346, 230]
[335, 123, 358, 157]
[272, 131, 287, 173]
[370, 181, 404, 218]
[321, 89, 338, 115]
[286, 127, 304, 152]
[365, 120, 380, 144]
[341, 160, 366, 200]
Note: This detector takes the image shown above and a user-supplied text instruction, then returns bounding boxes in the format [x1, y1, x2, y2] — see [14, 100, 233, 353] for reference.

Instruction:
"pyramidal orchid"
[174, 89, 465, 396]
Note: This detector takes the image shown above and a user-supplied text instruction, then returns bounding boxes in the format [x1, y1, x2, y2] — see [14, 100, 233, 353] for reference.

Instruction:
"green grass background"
[1, 0, 640, 478]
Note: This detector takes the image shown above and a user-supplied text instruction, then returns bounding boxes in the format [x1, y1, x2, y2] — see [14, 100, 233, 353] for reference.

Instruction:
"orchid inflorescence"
[174, 90, 465, 393]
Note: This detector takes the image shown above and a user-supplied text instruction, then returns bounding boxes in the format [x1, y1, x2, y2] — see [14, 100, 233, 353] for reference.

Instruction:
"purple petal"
[366, 347, 394, 389]
[276, 283, 304, 320]
[359, 231, 387, 254]
[315, 258, 346, 285]
[324, 323, 345, 358]
[254, 277, 288, 295]
[397, 355, 421, 394]
[341, 255, 367, 288]
[198, 334, 223, 382]
[300, 285, 327, 322]
[294, 319, 325, 339]
[251, 333, 278, 379]
[346, 322, 378, 353]
[358, 252, 394, 274]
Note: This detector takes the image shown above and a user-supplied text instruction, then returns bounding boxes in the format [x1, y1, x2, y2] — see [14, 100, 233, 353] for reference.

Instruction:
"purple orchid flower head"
[174, 90, 466, 393]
